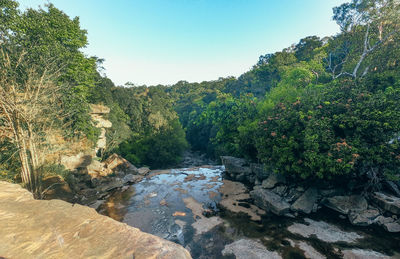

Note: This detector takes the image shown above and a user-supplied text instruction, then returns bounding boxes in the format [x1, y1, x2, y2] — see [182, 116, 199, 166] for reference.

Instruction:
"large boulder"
[322, 195, 368, 215]
[105, 153, 138, 173]
[371, 192, 400, 215]
[291, 188, 319, 214]
[220, 156, 251, 181]
[261, 173, 286, 189]
[0, 181, 191, 259]
[250, 188, 290, 215]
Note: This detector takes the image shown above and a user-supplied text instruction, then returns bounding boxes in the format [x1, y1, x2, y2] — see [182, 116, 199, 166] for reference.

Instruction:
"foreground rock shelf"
[0, 181, 191, 259]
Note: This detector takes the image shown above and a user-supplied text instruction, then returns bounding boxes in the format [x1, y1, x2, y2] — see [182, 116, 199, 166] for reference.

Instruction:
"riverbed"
[98, 165, 400, 259]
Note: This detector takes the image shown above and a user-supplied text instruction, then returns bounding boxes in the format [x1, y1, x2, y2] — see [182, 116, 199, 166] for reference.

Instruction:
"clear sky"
[18, 0, 347, 86]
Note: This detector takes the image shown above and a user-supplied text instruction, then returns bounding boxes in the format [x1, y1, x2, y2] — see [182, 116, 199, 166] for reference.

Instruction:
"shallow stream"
[98, 166, 400, 259]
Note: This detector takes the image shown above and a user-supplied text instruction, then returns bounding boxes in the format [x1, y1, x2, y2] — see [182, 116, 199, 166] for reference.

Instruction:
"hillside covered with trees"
[1, 0, 399, 197]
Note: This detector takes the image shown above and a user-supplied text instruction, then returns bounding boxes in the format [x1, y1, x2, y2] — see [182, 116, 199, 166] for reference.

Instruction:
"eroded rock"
[0, 181, 191, 259]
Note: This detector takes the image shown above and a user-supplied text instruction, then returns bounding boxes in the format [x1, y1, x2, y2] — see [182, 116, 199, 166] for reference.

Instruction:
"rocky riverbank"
[221, 156, 400, 233]
[0, 181, 191, 259]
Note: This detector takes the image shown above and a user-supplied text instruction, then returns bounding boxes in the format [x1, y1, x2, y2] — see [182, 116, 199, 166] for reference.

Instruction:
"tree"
[0, 44, 66, 196]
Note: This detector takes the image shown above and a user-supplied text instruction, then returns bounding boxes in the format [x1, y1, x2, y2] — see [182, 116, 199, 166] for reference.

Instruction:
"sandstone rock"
[371, 192, 400, 215]
[348, 209, 380, 226]
[287, 218, 363, 243]
[375, 215, 395, 225]
[60, 152, 92, 171]
[382, 221, 400, 232]
[105, 153, 138, 173]
[261, 173, 286, 189]
[342, 249, 392, 259]
[219, 180, 265, 221]
[138, 167, 151, 176]
[123, 174, 143, 184]
[41, 175, 75, 202]
[0, 181, 191, 259]
[250, 188, 290, 215]
[90, 104, 111, 114]
[322, 195, 368, 215]
[222, 239, 282, 259]
[291, 188, 319, 214]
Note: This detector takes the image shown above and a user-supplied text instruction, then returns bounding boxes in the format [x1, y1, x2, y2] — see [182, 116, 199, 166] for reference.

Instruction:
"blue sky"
[18, 0, 347, 86]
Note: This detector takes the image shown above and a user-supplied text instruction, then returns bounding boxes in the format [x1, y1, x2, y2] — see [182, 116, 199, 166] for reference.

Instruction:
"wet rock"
[123, 174, 143, 184]
[261, 173, 286, 189]
[250, 188, 290, 215]
[0, 181, 192, 259]
[291, 188, 319, 214]
[192, 217, 223, 235]
[348, 209, 380, 226]
[342, 249, 392, 259]
[322, 195, 368, 215]
[219, 180, 265, 221]
[287, 218, 363, 243]
[286, 239, 326, 259]
[222, 239, 282, 259]
[371, 192, 400, 215]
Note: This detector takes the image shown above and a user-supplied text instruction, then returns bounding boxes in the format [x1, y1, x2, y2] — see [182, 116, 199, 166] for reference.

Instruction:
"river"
[98, 165, 400, 259]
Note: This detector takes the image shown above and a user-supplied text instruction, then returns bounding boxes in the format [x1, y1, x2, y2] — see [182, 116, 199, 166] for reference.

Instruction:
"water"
[98, 166, 400, 259]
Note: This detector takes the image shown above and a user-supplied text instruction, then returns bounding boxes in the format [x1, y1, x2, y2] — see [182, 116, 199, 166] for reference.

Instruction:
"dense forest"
[1, 0, 399, 196]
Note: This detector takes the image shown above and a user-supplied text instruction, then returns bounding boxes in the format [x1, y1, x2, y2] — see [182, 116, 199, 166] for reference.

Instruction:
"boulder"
[371, 192, 400, 215]
[220, 156, 251, 180]
[348, 209, 380, 226]
[250, 163, 270, 180]
[374, 216, 400, 233]
[0, 181, 191, 259]
[138, 167, 151, 176]
[291, 188, 319, 214]
[261, 173, 286, 189]
[60, 152, 92, 171]
[41, 175, 75, 202]
[250, 188, 290, 215]
[382, 221, 400, 233]
[322, 195, 368, 215]
[123, 174, 144, 184]
[105, 153, 138, 173]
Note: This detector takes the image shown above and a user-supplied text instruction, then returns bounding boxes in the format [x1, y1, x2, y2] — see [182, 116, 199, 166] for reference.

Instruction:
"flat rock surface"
[222, 239, 282, 259]
[287, 218, 363, 243]
[0, 181, 191, 259]
[342, 249, 393, 259]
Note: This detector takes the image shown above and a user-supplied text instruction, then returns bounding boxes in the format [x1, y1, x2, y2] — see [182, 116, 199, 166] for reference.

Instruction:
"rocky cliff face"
[0, 181, 191, 259]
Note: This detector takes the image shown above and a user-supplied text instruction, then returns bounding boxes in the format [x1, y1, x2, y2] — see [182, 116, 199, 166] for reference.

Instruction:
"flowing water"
[98, 166, 400, 259]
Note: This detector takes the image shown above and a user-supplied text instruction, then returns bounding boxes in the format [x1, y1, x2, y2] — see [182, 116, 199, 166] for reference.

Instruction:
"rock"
[320, 188, 345, 198]
[348, 209, 380, 226]
[191, 217, 223, 235]
[41, 175, 75, 202]
[291, 188, 319, 214]
[371, 192, 400, 215]
[138, 167, 151, 176]
[96, 178, 124, 193]
[90, 104, 111, 114]
[342, 249, 392, 259]
[220, 156, 251, 180]
[0, 181, 191, 259]
[261, 173, 286, 189]
[250, 163, 270, 180]
[375, 215, 395, 225]
[250, 188, 290, 215]
[286, 239, 326, 259]
[222, 239, 282, 259]
[60, 152, 92, 171]
[86, 159, 106, 177]
[384, 180, 400, 197]
[272, 185, 287, 196]
[382, 221, 400, 233]
[287, 218, 363, 243]
[322, 195, 368, 215]
[105, 153, 137, 173]
[219, 180, 265, 221]
[123, 174, 143, 184]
